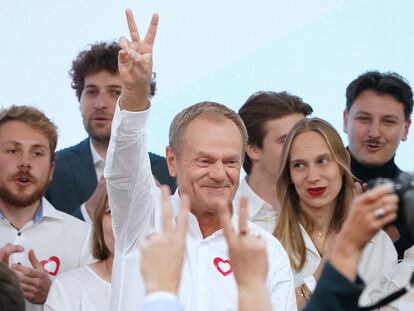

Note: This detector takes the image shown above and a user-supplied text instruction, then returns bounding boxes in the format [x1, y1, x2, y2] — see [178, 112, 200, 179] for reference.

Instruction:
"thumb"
[28, 249, 41, 269]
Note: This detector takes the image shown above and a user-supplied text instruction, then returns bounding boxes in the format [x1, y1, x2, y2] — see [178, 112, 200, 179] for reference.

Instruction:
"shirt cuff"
[320, 261, 365, 295]
[144, 291, 178, 304]
[114, 98, 151, 132]
[303, 275, 317, 293]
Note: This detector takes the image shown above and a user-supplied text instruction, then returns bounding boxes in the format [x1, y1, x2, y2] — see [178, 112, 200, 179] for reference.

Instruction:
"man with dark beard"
[0, 106, 91, 311]
[45, 41, 176, 219]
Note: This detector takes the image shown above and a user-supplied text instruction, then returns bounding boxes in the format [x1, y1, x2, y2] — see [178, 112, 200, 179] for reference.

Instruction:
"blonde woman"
[274, 118, 397, 308]
[45, 185, 112, 311]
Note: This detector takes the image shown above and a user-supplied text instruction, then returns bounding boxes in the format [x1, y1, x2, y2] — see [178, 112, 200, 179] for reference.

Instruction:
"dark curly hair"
[70, 41, 156, 101]
[346, 71, 413, 119]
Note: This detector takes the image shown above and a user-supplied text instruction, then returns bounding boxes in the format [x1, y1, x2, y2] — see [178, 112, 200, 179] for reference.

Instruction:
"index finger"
[238, 197, 249, 235]
[125, 9, 141, 42]
[160, 185, 173, 234]
[0, 244, 24, 264]
[28, 249, 41, 269]
[176, 194, 189, 239]
[219, 201, 234, 243]
[360, 183, 393, 204]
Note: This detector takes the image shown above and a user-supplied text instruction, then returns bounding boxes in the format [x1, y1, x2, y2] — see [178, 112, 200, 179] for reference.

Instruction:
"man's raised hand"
[140, 186, 189, 294]
[118, 9, 159, 111]
[219, 198, 271, 311]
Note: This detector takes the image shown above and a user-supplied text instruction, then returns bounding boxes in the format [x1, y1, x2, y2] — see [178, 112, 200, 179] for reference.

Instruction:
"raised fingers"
[238, 197, 249, 235]
[143, 13, 159, 46]
[219, 201, 234, 242]
[176, 194, 190, 239]
[28, 249, 41, 269]
[161, 186, 173, 234]
[125, 9, 141, 42]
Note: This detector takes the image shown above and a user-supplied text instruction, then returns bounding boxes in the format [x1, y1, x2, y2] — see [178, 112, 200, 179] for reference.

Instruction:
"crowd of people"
[0, 8, 413, 311]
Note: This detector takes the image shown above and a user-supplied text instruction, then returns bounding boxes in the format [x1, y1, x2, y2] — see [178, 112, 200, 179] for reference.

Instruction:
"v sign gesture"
[118, 9, 159, 112]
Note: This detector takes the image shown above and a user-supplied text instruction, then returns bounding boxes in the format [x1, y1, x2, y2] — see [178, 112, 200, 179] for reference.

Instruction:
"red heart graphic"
[214, 257, 232, 276]
[40, 256, 60, 276]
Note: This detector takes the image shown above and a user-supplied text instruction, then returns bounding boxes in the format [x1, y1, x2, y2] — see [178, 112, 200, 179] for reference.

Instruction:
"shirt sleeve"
[141, 292, 184, 311]
[104, 102, 161, 255]
[267, 241, 298, 311]
[303, 261, 365, 311]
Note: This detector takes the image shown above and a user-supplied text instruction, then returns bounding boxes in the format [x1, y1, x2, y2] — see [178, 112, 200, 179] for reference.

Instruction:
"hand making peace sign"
[118, 9, 159, 111]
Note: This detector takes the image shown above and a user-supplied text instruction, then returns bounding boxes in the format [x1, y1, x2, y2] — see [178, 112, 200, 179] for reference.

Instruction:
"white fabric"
[368, 246, 414, 311]
[80, 203, 92, 224]
[44, 265, 111, 311]
[89, 138, 105, 181]
[0, 198, 92, 311]
[234, 177, 278, 233]
[105, 104, 297, 311]
[293, 225, 397, 306]
[76, 140, 105, 223]
[145, 291, 179, 304]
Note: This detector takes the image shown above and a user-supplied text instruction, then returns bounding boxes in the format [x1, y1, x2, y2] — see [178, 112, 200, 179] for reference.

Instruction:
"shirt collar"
[89, 139, 105, 166]
[170, 189, 238, 240]
[0, 197, 63, 226]
[237, 177, 272, 218]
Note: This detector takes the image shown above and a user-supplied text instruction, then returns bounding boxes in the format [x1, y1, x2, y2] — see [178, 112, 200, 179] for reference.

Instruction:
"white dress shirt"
[44, 265, 111, 311]
[234, 177, 278, 233]
[105, 104, 297, 311]
[293, 225, 397, 306]
[79, 140, 105, 224]
[367, 246, 414, 310]
[0, 198, 92, 311]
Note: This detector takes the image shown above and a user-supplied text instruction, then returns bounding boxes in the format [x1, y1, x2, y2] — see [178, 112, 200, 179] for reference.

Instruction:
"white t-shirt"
[293, 225, 397, 306]
[44, 265, 111, 311]
[234, 177, 278, 233]
[0, 197, 92, 311]
[104, 105, 297, 311]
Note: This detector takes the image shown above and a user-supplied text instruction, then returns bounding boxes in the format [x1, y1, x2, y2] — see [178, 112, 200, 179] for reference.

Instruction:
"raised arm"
[105, 9, 161, 254]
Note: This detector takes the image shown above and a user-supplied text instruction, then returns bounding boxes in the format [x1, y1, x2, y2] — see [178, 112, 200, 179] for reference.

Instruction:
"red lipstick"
[307, 187, 327, 196]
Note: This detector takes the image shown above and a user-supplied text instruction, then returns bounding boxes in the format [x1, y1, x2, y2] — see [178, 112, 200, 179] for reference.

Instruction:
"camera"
[367, 172, 414, 239]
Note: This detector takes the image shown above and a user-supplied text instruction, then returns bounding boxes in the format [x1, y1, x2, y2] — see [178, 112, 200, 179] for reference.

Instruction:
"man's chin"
[0, 187, 45, 208]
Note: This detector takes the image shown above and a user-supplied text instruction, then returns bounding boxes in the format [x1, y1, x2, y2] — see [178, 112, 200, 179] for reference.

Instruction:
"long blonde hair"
[274, 118, 354, 271]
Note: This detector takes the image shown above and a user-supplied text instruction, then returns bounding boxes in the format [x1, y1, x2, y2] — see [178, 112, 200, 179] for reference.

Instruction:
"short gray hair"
[169, 101, 248, 158]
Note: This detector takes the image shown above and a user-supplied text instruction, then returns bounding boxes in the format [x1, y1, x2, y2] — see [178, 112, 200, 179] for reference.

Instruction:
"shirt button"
[17, 232, 21, 236]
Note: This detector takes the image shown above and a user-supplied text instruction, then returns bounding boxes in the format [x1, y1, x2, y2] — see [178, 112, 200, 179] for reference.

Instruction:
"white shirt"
[293, 225, 397, 306]
[0, 198, 92, 311]
[89, 139, 105, 181]
[44, 265, 111, 311]
[105, 105, 297, 311]
[234, 177, 278, 233]
[367, 246, 414, 311]
[79, 140, 105, 224]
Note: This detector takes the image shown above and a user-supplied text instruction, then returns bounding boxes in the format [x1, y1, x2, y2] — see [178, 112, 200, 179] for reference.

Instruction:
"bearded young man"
[0, 106, 91, 311]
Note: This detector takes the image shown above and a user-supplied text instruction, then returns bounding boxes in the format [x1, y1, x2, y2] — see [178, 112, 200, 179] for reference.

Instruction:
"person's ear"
[343, 110, 349, 134]
[401, 118, 411, 141]
[246, 144, 262, 162]
[166, 146, 178, 177]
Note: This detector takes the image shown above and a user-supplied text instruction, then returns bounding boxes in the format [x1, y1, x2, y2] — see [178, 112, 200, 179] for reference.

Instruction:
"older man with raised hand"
[105, 9, 296, 311]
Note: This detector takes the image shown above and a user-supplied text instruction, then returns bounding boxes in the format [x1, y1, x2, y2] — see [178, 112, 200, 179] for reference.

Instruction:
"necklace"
[317, 232, 323, 237]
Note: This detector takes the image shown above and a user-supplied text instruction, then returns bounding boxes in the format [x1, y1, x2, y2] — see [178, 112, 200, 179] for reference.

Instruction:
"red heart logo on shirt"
[214, 257, 232, 276]
[40, 256, 60, 276]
